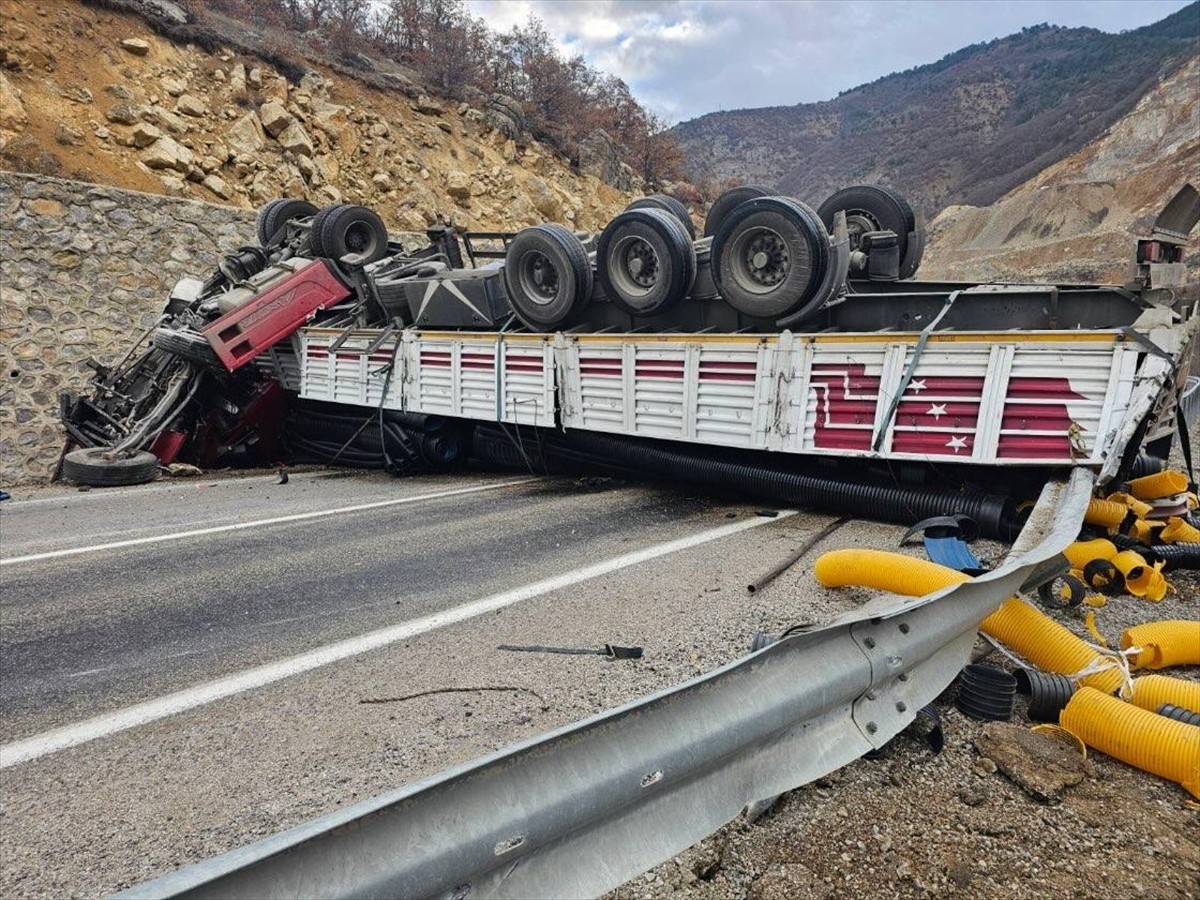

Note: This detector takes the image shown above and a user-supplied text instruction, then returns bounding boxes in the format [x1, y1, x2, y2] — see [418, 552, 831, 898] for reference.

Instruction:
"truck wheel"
[152, 327, 224, 370]
[314, 204, 389, 264]
[817, 185, 918, 271]
[502, 224, 592, 331]
[597, 207, 696, 318]
[703, 184, 772, 237]
[62, 448, 160, 487]
[256, 198, 319, 249]
[624, 194, 696, 240]
[712, 196, 829, 319]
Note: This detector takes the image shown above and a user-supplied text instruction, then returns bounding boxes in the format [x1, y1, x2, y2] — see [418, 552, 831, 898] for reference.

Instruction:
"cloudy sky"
[464, 0, 1194, 122]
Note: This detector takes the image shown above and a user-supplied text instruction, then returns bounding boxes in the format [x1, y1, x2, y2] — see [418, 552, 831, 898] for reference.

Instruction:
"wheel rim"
[728, 225, 801, 296]
[843, 208, 881, 251]
[609, 235, 660, 303]
[343, 221, 380, 257]
[516, 250, 560, 306]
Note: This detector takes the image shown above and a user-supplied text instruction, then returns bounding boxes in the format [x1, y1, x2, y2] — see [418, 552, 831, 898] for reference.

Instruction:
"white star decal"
[946, 435, 968, 453]
[908, 379, 927, 394]
[927, 403, 947, 420]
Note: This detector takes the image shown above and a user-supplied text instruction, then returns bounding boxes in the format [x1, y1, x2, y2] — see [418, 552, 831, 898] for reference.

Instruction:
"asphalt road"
[0, 467, 899, 898]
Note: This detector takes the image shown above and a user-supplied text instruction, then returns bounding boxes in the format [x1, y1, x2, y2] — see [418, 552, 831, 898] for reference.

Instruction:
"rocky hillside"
[921, 56, 1200, 284]
[673, 3, 1199, 216]
[0, 0, 637, 235]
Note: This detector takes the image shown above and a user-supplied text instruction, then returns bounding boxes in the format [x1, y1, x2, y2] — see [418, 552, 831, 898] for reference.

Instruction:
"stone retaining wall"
[0, 171, 255, 485]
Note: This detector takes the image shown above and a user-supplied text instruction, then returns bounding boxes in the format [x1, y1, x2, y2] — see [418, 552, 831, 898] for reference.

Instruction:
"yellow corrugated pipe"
[1060, 686, 1200, 798]
[1104, 492, 1154, 519]
[1084, 499, 1128, 532]
[1128, 470, 1189, 501]
[1127, 519, 1165, 544]
[812, 549, 1124, 694]
[1064, 538, 1117, 570]
[1160, 516, 1200, 544]
[1120, 620, 1200, 669]
[1129, 674, 1200, 715]
[1110, 550, 1168, 601]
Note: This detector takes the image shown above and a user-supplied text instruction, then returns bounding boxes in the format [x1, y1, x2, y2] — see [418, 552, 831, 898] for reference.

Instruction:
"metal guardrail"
[117, 470, 1093, 900]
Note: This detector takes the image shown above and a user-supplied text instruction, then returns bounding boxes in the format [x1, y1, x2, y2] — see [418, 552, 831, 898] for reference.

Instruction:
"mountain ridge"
[673, 2, 1200, 214]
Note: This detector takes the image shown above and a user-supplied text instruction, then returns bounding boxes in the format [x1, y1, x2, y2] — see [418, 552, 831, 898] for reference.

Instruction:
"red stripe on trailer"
[1006, 377, 1088, 400]
[997, 434, 1073, 458]
[461, 361, 495, 370]
[809, 364, 881, 451]
[580, 366, 621, 377]
[698, 371, 756, 382]
[894, 400, 981, 429]
[892, 432, 975, 455]
[1001, 404, 1074, 431]
[812, 429, 874, 451]
[901, 376, 985, 397]
[635, 364, 685, 379]
[701, 361, 757, 371]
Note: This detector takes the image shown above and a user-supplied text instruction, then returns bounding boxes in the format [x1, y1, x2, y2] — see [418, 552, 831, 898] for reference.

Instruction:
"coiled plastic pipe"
[1130, 675, 1200, 715]
[1161, 517, 1200, 544]
[1063, 538, 1117, 570]
[1128, 470, 1189, 501]
[812, 550, 1124, 694]
[1110, 550, 1167, 601]
[1120, 620, 1200, 669]
[1060, 686, 1200, 798]
[1151, 543, 1200, 571]
[1084, 499, 1128, 532]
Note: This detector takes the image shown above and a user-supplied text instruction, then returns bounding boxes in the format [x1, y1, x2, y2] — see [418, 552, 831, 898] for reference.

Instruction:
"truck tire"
[256, 198, 319, 249]
[305, 203, 346, 257]
[703, 184, 773, 237]
[712, 196, 829, 319]
[597, 207, 696, 318]
[314, 204, 389, 264]
[624, 194, 696, 240]
[502, 224, 592, 331]
[62, 448, 159, 487]
[152, 327, 224, 370]
[817, 185, 918, 268]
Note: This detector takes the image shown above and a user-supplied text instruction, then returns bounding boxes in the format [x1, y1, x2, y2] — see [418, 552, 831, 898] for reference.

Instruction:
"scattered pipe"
[1161, 517, 1200, 544]
[1120, 620, 1200, 669]
[1059, 686, 1200, 798]
[1083, 499, 1128, 532]
[1110, 550, 1167, 601]
[1129, 675, 1200, 715]
[1151, 542, 1200, 571]
[1063, 538, 1117, 570]
[747, 516, 850, 593]
[956, 664, 1017, 721]
[1014, 668, 1075, 723]
[813, 550, 1126, 694]
[1128, 470, 1189, 501]
[1158, 704, 1200, 727]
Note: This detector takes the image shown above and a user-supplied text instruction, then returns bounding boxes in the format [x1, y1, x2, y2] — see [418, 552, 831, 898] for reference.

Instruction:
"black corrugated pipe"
[471, 424, 1016, 539]
[1014, 668, 1075, 723]
[1150, 543, 1200, 571]
[956, 664, 1017, 721]
[1157, 704, 1200, 726]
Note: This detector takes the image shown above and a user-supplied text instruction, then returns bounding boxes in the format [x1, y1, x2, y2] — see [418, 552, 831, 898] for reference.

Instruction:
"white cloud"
[466, 0, 1195, 121]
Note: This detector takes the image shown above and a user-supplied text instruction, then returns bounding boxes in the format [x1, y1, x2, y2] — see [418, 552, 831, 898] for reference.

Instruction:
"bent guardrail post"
[116, 469, 1093, 900]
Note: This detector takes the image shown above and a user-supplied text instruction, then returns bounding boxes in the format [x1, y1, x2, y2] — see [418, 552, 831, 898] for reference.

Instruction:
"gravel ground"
[611, 459, 1200, 900]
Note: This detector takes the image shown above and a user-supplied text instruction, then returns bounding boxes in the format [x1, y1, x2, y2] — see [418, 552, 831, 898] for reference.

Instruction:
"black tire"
[306, 203, 347, 256]
[62, 448, 159, 487]
[152, 327, 224, 370]
[256, 198, 319, 248]
[313, 204, 389, 264]
[711, 196, 829, 319]
[624, 194, 696, 241]
[597, 207, 697, 318]
[502, 224, 593, 331]
[816, 184, 917, 263]
[703, 185, 772, 238]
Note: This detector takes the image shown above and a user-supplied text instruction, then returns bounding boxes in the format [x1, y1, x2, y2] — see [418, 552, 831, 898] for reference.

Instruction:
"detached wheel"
[816, 185, 919, 273]
[597, 207, 696, 317]
[256, 198, 319, 249]
[152, 327, 224, 370]
[502, 224, 593, 331]
[712, 196, 829, 319]
[624, 194, 695, 240]
[313, 204, 389, 264]
[703, 184, 772, 237]
[63, 448, 159, 487]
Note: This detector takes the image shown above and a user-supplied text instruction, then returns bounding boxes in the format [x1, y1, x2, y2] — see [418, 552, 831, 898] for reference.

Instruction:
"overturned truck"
[59, 184, 1200, 535]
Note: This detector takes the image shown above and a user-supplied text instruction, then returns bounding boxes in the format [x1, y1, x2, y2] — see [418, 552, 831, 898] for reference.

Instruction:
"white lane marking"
[2, 470, 342, 509]
[0, 480, 536, 566]
[0, 509, 796, 769]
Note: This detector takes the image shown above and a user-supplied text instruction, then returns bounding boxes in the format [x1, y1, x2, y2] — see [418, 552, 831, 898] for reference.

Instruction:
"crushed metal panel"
[115, 472, 1093, 900]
